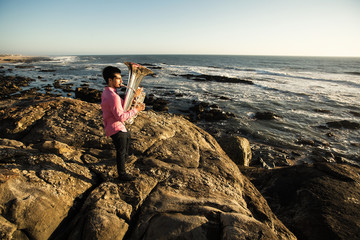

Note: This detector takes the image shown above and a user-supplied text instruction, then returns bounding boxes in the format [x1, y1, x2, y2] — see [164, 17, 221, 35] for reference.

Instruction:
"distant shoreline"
[0, 55, 50, 63]
[0, 55, 32, 63]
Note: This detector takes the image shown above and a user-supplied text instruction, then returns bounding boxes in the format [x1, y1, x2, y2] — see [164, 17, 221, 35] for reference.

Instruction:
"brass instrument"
[123, 62, 153, 123]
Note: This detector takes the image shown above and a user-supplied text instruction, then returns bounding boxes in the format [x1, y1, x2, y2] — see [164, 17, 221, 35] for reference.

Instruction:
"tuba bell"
[123, 62, 153, 115]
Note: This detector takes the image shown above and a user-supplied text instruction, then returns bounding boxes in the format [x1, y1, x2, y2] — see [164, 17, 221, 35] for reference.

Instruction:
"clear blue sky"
[1, 0, 359, 56]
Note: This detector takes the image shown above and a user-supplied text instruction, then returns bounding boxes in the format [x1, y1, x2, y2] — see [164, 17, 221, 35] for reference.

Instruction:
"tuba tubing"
[123, 62, 153, 112]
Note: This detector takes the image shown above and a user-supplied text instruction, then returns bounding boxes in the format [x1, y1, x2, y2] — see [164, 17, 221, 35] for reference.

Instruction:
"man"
[101, 66, 145, 181]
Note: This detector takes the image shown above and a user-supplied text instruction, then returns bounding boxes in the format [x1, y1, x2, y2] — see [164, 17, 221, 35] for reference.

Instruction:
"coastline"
[0, 83, 359, 240]
[0, 55, 360, 168]
[1, 61, 360, 239]
[0, 54, 50, 63]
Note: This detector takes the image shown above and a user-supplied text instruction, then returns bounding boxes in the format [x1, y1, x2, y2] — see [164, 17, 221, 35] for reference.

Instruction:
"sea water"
[3, 55, 360, 161]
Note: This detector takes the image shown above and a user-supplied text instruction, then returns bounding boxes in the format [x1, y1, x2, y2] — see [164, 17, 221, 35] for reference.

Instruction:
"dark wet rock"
[138, 63, 162, 70]
[241, 162, 360, 240]
[39, 69, 56, 72]
[250, 144, 295, 168]
[296, 138, 315, 146]
[313, 109, 331, 113]
[152, 98, 169, 112]
[345, 71, 360, 76]
[254, 111, 281, 120]
[307, 148, 358, 166]
[44, 84, 53, 92]
[144, 95, 169, 112]
[189, 102, 236, 122]
[75, 87, 102, 103]
[326, 120, 360, 130]
[219, 96, 231, 100]
[52, 80, 74, 94]
[144, 93, 156, 105]
[295, 138, 329, 148]
[0, 95, 296, 240]
[349, 111, 360, 117]
[14, 65, 35, 69]
[0, 75, 35, 99]
[174, 73, 254, 84]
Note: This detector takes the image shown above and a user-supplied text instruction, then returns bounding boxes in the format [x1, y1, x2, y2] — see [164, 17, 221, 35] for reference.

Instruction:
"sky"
[0, 0, 359, 57]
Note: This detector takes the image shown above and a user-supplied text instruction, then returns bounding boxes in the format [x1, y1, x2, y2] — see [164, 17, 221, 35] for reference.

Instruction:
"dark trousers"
[110, 131, 131, 175]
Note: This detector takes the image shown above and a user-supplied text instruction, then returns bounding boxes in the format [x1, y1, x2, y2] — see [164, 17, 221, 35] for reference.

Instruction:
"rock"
[241, 163, 360, 240]
[218, 136, 252, 166]
[53, 80, 74, 93]
[14, 65, 35, 69]
[254, 111, 281, 120]
[296, 138, 315, 146]
[250, 144, 295, 168]
[144, 93, 156, 105]
[221, 213, 280, 239]
[152, 98, 169, 112]
[174, 73, 254, 85]
[39, 69, 56, 72]
[349, 111, 360, 117]
[144, 95, 169, 112]
[0, 75, 35, 99]
[313, 109, 331, 113]
[0, 137, 95, 240]
[0, 95, 296, 239]
[189, 102, 236, 122]
[326, 120, 360, 130]
[138, 63, 162, 70]
[75, 87, 102, 103]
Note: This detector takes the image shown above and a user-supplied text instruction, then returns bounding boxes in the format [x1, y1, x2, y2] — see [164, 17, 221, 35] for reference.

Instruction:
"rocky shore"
[0, 74, 359, 239]
[0, 55, 51, 64]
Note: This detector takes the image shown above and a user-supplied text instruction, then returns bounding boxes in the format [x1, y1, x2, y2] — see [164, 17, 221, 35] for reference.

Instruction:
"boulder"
[0, 94, 295, 239]
[0, 139, 95, 240]
[254, 111, 281, 120]
[218, 136, 252, 166]
[241, 163, 360, 240]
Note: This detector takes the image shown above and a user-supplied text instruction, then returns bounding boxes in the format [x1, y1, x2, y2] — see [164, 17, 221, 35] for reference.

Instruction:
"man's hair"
[102, 66, 121, 84]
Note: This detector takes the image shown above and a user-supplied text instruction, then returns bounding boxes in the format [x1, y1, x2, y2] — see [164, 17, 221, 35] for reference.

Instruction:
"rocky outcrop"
[172, 73, 254, 85]
[218, 136, 252, 166]
[75, 87, 102, 103]
[326, 120, 360, 130]
[0, 75, 35, 99]
[241, 163, 360, 240]
[189, 102, 236, 122]
[0, 94, 296, 239]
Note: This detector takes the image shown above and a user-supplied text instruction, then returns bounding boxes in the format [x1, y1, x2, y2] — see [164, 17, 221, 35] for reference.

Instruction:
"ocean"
[2, 55, 360, 163]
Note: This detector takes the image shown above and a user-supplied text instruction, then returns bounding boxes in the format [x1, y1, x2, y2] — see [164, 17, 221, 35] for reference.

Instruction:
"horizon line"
[1, 53, 360, 58]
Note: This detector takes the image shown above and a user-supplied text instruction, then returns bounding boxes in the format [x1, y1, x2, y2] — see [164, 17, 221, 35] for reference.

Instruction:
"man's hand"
[132, 87, 143, 104]
[135, 103, 145, 112]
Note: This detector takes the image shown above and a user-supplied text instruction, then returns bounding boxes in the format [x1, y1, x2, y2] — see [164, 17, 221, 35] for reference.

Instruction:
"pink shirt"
[101, 87, 137, 136]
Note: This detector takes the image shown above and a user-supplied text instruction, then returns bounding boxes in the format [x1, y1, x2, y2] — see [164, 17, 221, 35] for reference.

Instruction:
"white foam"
[50, 56, 79, 64]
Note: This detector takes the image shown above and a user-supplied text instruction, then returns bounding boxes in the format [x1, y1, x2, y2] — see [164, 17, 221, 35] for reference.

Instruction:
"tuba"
[123, 62, 153, 118]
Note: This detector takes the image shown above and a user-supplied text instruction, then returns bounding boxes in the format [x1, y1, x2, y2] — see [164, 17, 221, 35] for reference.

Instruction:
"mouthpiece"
[120, 84, 136, 93]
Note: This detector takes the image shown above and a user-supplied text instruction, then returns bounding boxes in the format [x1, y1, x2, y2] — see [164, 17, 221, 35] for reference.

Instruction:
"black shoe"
[117, 173, 135, 182]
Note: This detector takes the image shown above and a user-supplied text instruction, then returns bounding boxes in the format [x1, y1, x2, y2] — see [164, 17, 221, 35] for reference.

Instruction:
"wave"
[254, 69, 360, 89]
[254, 83, 311, 97]
[49, 56, 79, 64]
